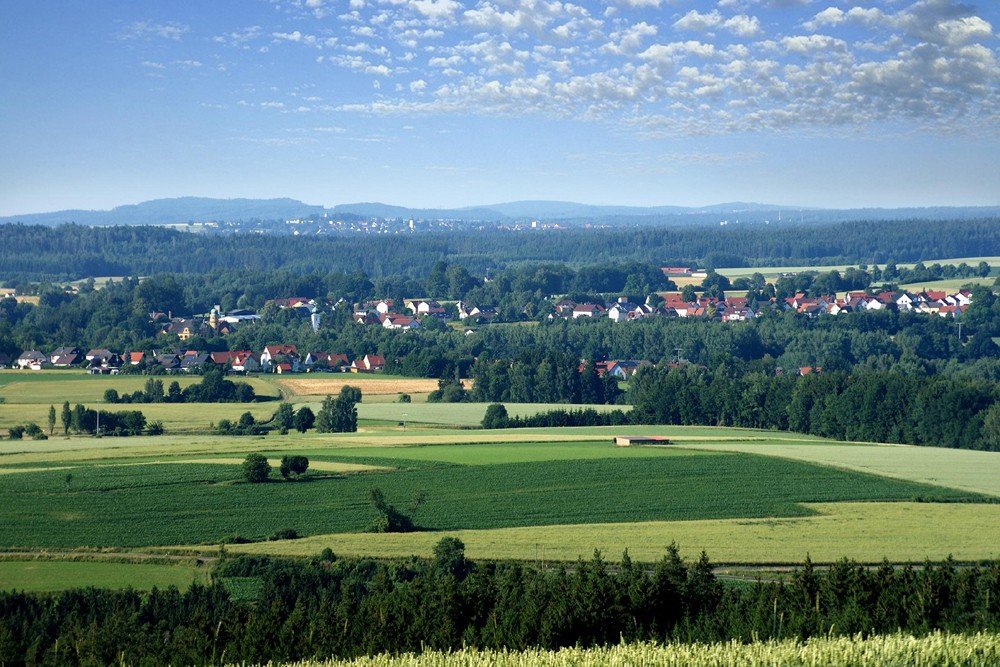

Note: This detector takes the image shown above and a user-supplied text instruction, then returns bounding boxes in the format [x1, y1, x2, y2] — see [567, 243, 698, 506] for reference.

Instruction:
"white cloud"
[410, 0, 462, 21]
[601, 21, 657, 56]
[120, 21, 189, 41]
[673, 10, 722, 32]
[410, 78, 428, 91]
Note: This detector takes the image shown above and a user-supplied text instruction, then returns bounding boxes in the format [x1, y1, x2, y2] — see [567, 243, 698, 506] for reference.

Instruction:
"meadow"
[0, 560, 206, 592]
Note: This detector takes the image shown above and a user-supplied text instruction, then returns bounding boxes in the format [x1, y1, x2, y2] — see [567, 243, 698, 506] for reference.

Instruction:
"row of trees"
[2, 547, 999, 664]
[104, 370, 257, 405]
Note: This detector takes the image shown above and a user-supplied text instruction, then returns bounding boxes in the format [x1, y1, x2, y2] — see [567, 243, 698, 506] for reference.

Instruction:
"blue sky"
[1, 0, 997, 214]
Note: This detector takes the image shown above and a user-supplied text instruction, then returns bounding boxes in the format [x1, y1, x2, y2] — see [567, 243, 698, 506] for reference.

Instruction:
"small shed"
[613, 436, 672, 447]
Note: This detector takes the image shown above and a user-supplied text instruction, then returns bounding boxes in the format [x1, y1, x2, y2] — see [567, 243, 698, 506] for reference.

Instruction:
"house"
[180, 352, 210, 372]
[162, 318, 203, 342]
[799, 366, 822, 376]
[606, 360, 649, 379]
[269, 297, 317, 313]
[127, 351, 146, 366]
[153, 353, 181, 371]
[351, 354, 385, 373]
[572, 304, 604, 319]
[50, 347, 82, 367]
[86, 350, 121, 374]
[382, 314, 419, 330]
[375, 299, 395, 315]
[607, 299, 641, 323]
[409, 300, 447, 318]
[261, 344, 299, 372]
[16, 350, 47, 370]
[661, 266, 693, 277]
[0, 353, 10, 369]
[305, 352, 350, 372]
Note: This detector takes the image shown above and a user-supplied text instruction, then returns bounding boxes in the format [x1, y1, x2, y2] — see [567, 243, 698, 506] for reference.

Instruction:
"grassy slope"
[0, 560, 207, 592]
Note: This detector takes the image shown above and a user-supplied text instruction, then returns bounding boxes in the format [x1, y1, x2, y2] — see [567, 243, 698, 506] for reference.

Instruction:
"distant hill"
[0, 197, 325, 226]
[3, 197, 998, 228]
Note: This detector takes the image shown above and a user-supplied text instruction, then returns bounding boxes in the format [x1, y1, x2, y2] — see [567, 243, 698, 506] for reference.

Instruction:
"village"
[1, 280, 975, 378]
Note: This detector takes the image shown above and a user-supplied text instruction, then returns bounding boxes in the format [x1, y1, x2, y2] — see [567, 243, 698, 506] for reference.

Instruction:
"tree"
[316, 387, 359, 434]
[275, 403, 294, 432]
[280, 455, 309, 479]
[482, 403, 509, 429]
[315, 395, 337, 433]
[61, 401, 71, 436]
[681, 284, 698, 302]
[47, 405, 56, 435]
[294, 406, 315, 433]
[433, 537, 469, 580]
[242, 453, 271, 483]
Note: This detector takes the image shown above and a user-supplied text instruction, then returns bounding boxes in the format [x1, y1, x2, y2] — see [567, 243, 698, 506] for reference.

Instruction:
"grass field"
[896, 277, 995, 292]
[230, 501, 1000, 564]
[355, 402, 626, 426]
[674, 442, 1000, 498]
[716, 256, 1000, 280]
[0, 371, 278, 403]
[0, 560, 207, 592]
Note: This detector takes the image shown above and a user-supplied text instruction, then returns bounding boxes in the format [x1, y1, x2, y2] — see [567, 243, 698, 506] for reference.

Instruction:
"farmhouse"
[16, 350, 47, 370]
[613, 436, 672, 446]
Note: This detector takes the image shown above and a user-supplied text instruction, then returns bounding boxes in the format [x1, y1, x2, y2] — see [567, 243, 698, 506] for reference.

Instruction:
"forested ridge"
[1, 550, 998, 665]
[1, 217, 998, 280]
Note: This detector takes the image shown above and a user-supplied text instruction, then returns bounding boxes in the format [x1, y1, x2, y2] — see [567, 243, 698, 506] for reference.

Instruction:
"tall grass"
[271, 632, 1000, 666]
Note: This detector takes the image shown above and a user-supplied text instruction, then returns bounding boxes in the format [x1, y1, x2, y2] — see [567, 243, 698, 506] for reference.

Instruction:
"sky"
[1, 0, 998, 214]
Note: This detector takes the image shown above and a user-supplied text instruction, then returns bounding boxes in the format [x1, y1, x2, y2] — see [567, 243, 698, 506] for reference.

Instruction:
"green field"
[0, 439, 984, 549]
[3, 370, 1000, 591]
[674, 442, 1000, 497]
[356, 402, 626, 426]
[0, 560, 206, 592]
[232, 501, 1000, 564]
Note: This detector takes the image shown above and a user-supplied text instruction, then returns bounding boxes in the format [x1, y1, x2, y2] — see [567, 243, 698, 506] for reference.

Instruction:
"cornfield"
[269, 633, 1000, 666]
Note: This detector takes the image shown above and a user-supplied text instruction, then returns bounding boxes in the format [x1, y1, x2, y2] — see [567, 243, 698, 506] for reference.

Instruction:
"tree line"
[103, 370, 258, 404]
[483, 365, 1000, 451]
[2, 218, 998, 281]
[1, 547, 998, 664]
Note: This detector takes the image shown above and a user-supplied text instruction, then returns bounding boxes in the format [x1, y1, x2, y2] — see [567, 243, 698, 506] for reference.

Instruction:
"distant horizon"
[4, 194, 1000, 220]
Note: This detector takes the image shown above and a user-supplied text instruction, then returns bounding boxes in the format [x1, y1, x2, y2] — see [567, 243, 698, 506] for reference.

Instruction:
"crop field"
[0, 560, 207, 592]
[0, 443, 982, 549]
[275, 376, 449, 398]
[2, 377, 999, 591]
[233, 501, 1000, 564]
[282, 632, 1000, 667]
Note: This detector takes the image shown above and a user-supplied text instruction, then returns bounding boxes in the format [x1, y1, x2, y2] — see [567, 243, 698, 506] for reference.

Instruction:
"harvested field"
[275, 376, 456, 397]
